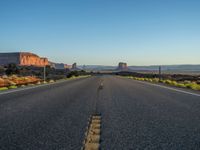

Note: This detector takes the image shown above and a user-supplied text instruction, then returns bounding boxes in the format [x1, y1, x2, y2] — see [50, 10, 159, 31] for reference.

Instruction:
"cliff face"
[19, 53, 49, 67]
[0, 52, 49, 67]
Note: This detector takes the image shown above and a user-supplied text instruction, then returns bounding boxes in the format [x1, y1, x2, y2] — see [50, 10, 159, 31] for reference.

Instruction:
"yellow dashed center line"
[82, 114, 101, 150]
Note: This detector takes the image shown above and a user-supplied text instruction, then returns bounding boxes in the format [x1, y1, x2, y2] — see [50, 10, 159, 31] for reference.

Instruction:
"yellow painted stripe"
[82, 114, 102, 150]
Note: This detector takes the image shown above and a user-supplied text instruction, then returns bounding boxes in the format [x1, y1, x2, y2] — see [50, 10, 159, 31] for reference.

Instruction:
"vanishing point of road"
[0, 75, 200, 150]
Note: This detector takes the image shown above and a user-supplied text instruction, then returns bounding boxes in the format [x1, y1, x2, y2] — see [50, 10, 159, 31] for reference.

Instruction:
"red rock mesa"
[0, 52, 49, 67]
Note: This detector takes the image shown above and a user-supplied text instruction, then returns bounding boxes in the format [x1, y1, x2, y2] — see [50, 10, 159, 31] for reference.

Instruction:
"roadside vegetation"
[0, 64, 91, 92]
[0, 72, 90, 92]
[0, 75, 40, 87]
[0, 75, 41, 90]
[122, 76, 200, 91]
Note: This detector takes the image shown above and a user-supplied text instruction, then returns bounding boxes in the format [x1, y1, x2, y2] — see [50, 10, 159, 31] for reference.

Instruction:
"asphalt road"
[0, 76, 200, 150]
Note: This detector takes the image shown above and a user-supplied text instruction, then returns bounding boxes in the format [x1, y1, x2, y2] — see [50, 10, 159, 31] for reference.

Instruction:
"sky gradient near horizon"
[0, 0, 200, 66]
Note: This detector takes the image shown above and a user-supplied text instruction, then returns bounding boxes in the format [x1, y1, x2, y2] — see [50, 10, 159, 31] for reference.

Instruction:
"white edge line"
[133, 79, 200, 97]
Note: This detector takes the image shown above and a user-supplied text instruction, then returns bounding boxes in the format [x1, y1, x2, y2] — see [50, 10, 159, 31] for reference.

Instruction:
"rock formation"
[19, 53, 49, 67]
[72, 63, 77, 69]
[0, 52, 49, 67]
[117, 62, 128, 71]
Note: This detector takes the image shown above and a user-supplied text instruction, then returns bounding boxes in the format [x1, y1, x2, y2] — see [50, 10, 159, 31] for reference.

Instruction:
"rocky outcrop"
[0, 52, 49, 67]
[117, 62, 128, 71]
[20, 53, 49, 67]
[72, 63, 77, 69]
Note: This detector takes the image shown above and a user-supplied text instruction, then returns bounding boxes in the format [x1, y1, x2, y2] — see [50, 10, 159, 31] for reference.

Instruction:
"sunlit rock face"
[20, 53, 49, 67]
[0, 52, 49, 67]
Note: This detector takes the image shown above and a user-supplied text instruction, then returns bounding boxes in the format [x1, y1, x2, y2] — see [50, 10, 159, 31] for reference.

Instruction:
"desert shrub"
[184, 83, 193, 89]
[144, 78, 151, 82]
[195, 84, 200, 90]
[49, 80, 55, 83]
[67, 71, 79, 78]
[139, 78, 145, 81]
[164, 80, 172, 84]
[124, 75, 200, 91]
[171, 81, 178, 86]
[0, 87, 8, 91]
[160, 80, 166, 83]
[177, 83, 186, 88]
[148, 79, 153, 82]
[152, 78, 159, 82]
[5, 64, 19, 75]
[8, 85, 17, 89]
[185, 82, 200, 90]
[36, 81, 41, 85]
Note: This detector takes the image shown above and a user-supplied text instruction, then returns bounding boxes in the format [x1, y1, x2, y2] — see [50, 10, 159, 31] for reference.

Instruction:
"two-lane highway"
[0, 76, 200, 150]
[0, 77, 99, 150]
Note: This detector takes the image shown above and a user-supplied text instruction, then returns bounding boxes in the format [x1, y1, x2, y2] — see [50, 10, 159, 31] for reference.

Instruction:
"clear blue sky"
[0, 0, 200, 66]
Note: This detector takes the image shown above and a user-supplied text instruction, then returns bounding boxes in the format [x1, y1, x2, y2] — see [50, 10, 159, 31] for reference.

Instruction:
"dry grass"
[0, 75, 41, 88]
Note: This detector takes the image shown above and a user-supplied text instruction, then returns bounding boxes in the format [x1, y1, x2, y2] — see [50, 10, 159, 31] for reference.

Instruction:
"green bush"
[160, 80, 166, 83]
[184, 83, 192, 89]
[132, 77, 137, 80]
[163, 80, 172, 84]
[0, 87, 8, 91]
[177, 83, 186, 88]
[139, 78, 145, 81]
[132, 77, 156, 83]
[171, 81, 178, 86]
[185, 82, 200, 90]
[8, 85, 17, 89]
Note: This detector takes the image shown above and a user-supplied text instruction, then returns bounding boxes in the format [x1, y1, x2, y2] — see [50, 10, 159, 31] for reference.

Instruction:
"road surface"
[0, 76, 200, 150]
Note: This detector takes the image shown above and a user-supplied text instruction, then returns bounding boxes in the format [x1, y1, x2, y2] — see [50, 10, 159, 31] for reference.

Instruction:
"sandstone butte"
[0, 52, 49, 67]
[20, 52, 49, 67]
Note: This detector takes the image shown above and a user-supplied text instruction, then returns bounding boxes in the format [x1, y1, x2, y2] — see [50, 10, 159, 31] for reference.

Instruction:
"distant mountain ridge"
[129, 65, 200, 72]
[78, 65, 116, 71]
[79, 64, 200, 72]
